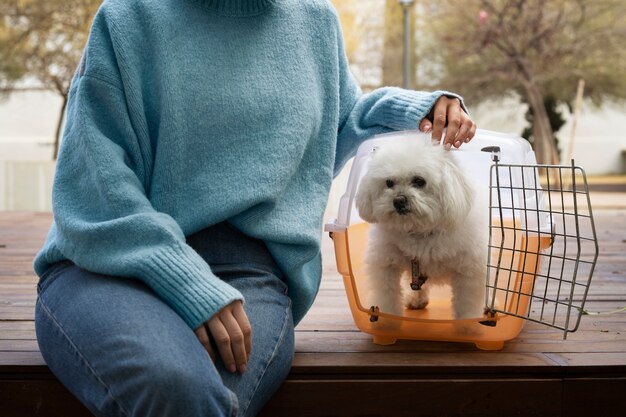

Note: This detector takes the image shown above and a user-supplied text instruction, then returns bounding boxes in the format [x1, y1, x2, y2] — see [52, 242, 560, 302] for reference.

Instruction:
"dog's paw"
[404, 287, 430, 310]
[453, 300, 488, 321]
[405, 298, 429, 310]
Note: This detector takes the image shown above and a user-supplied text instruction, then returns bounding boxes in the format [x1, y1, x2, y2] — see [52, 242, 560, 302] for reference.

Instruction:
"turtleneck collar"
[190, 0, 278, 17]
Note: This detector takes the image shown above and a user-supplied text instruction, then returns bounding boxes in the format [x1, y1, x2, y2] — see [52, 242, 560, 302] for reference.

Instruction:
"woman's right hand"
[194, 300, 252, 374]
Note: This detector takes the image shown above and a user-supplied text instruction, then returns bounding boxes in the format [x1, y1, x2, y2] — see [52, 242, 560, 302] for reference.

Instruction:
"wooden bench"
[1, 211, 625, 416]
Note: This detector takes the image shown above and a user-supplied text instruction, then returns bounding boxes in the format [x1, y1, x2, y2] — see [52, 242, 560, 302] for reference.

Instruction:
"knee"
[132, 360, 238, 417]
[265, 307, 295, 382]
[274, 321, 295, 373]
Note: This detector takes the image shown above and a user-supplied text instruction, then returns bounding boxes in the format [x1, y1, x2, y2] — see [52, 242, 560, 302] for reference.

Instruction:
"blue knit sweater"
[34, 0, 461, 328]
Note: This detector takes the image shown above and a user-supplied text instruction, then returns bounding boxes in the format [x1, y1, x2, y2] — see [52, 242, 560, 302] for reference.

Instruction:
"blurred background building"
[1, 0, 625, 211]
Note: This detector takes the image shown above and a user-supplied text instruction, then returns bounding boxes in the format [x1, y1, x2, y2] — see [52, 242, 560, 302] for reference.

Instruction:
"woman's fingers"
[216, 310, 249, 373]
[232, 302, 253, 360]
[468, 122, 477, 141]
[204, 301, 251, 374]
[430, 99, 448, 144]
[423, 96, 477, 149]
[455, 118, 472, 147]
[208, 317, 238, 373]
[194, 324, 216, 362]
[443, 101, 462, 149]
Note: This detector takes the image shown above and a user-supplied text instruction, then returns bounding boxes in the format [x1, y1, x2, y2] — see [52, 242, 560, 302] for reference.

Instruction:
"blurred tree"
[332, 0, 360, 63]
[381, 0, 416, 88]
[417, 0, 626, 164]
[0, 0, 101, 159]
[332, 0, 384, 89]
[521, 95, 567, 159]
[0, 17, 27, 90]
[382, 1, 404, 87]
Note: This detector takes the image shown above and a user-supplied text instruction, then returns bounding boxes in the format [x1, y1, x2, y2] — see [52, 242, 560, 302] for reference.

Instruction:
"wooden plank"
[0, 380, 92, 417]
[1, 376, 621, 417]
[0, 321, 35, 331]
[0, 340, 40, 351]
[293, 331, 626, 355]
[260, 379, 563, 417]
[562, 377, 626, 417]
[290, 352, 561, 374]
[0, 306, 36, 320]
[543, 352, 626, 369]
[0, 351, 46, 367]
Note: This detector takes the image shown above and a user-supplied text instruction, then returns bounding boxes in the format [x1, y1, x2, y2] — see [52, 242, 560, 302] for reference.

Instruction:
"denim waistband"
[186, 221, 279, 272]
[37, 259, 74, 294]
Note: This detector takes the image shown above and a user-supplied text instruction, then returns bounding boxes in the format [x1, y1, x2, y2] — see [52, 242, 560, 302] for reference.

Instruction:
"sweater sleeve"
[42, 13, 243, 330]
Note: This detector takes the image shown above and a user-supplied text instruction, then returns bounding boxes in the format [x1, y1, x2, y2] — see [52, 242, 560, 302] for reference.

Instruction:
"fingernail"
[454, 140, 461, 148]
[445, 143, 451, 151]
[239, 364, 247, 373]
[465, 137, 470, 143]
[423, 123, 431, 132]
[229, 364, 236, 373]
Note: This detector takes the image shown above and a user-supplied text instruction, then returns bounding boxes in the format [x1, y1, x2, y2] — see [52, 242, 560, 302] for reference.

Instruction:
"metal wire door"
[486, 158, 599, 338]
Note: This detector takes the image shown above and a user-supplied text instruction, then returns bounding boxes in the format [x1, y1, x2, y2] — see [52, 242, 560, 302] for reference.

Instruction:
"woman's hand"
[419, 96, 477, 150]
[195, 300, 252, 374]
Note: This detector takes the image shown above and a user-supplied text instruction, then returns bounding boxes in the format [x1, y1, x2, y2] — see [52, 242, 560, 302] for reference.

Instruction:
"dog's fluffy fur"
[355, 138, 488, 320]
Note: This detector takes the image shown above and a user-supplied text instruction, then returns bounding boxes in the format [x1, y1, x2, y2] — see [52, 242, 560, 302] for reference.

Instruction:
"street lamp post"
[398, 0, 415, 89]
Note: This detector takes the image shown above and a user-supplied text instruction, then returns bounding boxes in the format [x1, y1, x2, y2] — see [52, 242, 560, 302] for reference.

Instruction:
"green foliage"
[381, 1, 405, 87]
[0, 18, 27, 87]
[1, 0, 102, 158]
[418, 0, 626, 104]
[0, 0, 102, 94]
[381, 0, 416, 88]
[521, 95, 567, 159]
[415, 0, 626, 162]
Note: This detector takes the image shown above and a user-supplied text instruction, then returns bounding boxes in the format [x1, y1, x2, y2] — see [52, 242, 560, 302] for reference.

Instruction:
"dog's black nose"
[393, 195, 409, 214]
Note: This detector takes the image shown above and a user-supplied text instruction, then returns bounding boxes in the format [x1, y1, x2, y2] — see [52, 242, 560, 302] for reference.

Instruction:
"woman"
[34, 0, 476, 416]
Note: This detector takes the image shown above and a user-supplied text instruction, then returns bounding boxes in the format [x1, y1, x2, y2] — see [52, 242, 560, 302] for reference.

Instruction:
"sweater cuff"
[435, 90, 470, 115]
[137, 242, 244, 329]
[381, 89, 468, 131]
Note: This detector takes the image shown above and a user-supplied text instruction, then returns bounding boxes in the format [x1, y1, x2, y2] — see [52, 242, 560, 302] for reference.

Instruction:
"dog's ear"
[355, 173, 377, 223]
[438, 155, 474, 228]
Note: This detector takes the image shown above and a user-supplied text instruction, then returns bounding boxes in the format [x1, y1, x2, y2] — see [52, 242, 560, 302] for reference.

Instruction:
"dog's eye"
[386, 179, 395, 188]
[412, 176, 426, 188]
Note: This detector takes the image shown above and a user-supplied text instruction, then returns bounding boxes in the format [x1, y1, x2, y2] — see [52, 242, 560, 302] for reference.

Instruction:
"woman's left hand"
[419, 96, 477, 150]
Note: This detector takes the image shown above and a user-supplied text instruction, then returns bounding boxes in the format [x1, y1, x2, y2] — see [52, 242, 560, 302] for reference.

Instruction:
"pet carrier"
[325, 129, 598, 350]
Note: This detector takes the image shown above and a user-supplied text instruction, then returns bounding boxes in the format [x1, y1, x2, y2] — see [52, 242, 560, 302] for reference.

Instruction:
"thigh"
[35, 262, 237, 417]
[213, 264, 295, 417]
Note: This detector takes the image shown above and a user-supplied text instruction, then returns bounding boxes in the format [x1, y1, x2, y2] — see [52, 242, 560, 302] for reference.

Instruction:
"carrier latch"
[481, 145, 501, 162]
[369, 306, 380, 322]
[479, 308, 498, 327]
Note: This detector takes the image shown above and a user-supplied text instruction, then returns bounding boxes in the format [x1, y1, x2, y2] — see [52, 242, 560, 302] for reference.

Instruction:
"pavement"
[586, 175, 626, 193]
[534, 174, 626, 209]
[583, 175, 626, 209]
[586, 192, 626, 209]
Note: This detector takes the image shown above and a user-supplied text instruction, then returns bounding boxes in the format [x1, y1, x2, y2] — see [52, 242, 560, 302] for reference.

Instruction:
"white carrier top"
[326, 129, 551, 235]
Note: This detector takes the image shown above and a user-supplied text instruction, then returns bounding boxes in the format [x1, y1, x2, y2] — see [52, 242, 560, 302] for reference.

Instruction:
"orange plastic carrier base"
[330, 222, 552, 350]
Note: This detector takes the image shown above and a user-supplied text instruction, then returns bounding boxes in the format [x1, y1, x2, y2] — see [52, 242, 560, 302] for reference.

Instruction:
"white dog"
[355, 138, 488, 320]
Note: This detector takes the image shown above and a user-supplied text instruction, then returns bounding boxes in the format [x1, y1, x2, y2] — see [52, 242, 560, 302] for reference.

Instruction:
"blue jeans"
[35, 222, 294, 417]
